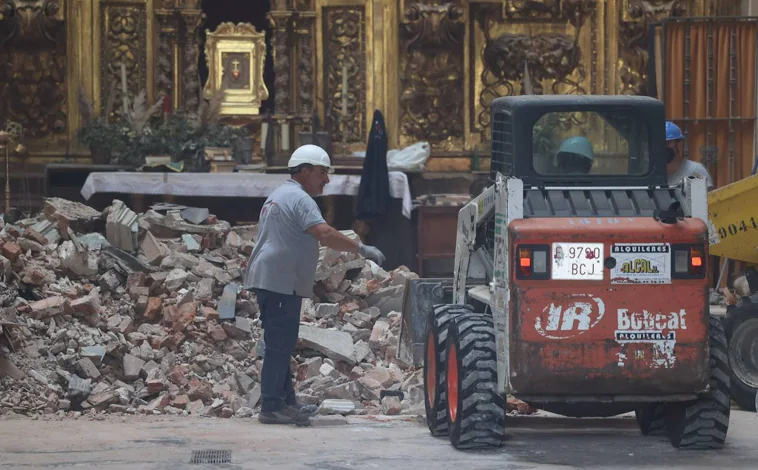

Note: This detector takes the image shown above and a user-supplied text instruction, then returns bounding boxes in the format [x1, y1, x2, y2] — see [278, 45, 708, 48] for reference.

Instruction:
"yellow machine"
[709, 173, 758, 264]
[709, 172, 758, 412]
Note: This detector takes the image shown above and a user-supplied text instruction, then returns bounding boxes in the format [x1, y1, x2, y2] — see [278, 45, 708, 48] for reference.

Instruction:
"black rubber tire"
[423, 303, 475, 436]
[664, 315, 731, 449]
[635, 403, 666, 436]
[445, 314, 506, 450]
[723, 301, 758, 411]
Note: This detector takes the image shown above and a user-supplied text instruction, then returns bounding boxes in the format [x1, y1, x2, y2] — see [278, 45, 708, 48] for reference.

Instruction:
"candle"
[260, 121, 268, 151]
[341, 63, 348, 118]
[120, 63, 129, 116]
[281, 121, 290, 151]
[163, 93, 171, 114]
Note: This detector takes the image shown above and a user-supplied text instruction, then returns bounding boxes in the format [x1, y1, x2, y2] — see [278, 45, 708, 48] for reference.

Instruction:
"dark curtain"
[355, 110, 391, 221]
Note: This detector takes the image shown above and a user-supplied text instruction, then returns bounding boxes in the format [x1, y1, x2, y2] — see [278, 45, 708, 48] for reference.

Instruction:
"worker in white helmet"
[243, 144, 385, 426]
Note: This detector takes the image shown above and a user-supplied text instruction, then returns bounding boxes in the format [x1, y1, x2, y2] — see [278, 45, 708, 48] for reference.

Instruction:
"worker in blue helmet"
[555, 136, 594, 175]
[665, 121, 713, 189]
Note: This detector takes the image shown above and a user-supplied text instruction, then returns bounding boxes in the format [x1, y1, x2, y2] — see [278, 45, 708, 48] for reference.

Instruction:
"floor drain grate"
[190, 449, 232, 464]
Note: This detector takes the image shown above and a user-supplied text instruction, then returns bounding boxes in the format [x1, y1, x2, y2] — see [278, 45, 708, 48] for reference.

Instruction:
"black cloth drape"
[355, 109, 391, 221]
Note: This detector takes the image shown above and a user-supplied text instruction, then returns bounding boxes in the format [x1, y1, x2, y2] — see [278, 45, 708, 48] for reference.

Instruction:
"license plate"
[552, 243, 604, 280]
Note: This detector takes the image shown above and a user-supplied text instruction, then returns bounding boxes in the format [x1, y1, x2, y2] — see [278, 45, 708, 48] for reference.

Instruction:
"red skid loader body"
[508, 216, 710, 396]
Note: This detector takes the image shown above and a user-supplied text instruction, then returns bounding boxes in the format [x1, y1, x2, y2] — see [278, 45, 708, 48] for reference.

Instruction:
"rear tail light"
[516, 244, 550, 280]
[672, 244, 706, 278]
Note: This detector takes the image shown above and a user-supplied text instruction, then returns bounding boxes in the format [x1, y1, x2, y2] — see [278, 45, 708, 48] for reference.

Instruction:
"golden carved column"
[398, 2, 465, 151]
[264, 0, 318, 165]
[154, 1, 203, 111]
[0, 0, 69, 154]
[316, 0, 372, 152]
[96, 0, 156, 119]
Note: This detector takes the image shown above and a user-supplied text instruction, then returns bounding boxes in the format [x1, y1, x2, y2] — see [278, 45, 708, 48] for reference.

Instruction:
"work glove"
[358, 242, 386, 266]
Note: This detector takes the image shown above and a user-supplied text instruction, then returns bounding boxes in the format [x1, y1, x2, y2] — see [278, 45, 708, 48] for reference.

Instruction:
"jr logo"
[534, 294, 606, 339]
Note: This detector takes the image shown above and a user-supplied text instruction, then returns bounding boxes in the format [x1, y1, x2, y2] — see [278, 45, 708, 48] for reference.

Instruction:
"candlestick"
[341, 63, 348, 118]
[281, 121, 290, 151]
[120, 63, 129, 117]
[261, 122, 268, 151]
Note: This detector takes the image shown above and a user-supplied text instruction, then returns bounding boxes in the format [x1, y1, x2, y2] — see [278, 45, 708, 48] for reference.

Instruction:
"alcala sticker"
[615, 308, 686, 369]
[610, 243, 671, 285]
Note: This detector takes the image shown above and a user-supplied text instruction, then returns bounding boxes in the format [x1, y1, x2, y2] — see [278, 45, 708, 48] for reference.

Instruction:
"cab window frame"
[530, 109, 652, 178]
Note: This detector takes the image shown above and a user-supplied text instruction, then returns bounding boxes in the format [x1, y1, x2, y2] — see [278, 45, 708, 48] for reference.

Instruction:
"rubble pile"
[0, 198, 425, 419]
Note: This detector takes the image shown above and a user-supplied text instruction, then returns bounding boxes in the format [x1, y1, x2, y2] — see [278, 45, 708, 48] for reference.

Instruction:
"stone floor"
[1, 410, 757, 469]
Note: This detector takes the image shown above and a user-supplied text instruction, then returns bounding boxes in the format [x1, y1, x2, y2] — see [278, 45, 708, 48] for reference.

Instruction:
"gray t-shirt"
[243, 179, 326, 297]
[668, 159, 713, 189]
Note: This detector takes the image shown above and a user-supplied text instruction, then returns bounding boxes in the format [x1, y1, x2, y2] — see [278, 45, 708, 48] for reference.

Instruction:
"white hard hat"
[287, 144, 333, 173]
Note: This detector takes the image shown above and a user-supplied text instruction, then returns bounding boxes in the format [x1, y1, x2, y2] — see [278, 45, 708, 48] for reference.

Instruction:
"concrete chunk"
[165, 269, 188, 291]
[366, 285, 404, 315]
[297, 357, 323, 381]
[298, 325, 356, 365]
[310, 415, 349, 426]
[351, 340, 371, 364]
[315, 303, 339, 319]
[28, 296, 66, 319]
[182, 234, 201, 252]
[369, 318, 391, 351]
[345, 311, 372, 328]
[235, 371, 255, 393]
[123, 354, 145, 381]
[194, 278, 214, 301]
[75, 358, 101, 380]
[105, 200, 139, 252]
[43, 198, 102, 233]
[319, 399, 356, 415]
[140, 231, 167, 265]
[59, 240, 99, 277]
[218, 283, 238, 321]
[80, 346, 106, 366]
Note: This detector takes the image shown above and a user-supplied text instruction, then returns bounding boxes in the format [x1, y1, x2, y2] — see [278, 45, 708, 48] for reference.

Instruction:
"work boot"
[258, 405, 311, 426]
[291, 402, 319, 416]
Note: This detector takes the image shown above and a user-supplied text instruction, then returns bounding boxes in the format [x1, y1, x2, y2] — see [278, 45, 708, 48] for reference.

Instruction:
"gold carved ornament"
[618, 0, 689, 96]
[0, 0, 67, 144]
[474, 0, 596, 136]
[202, 22, 269, 117]
[400, 3, 465, 150]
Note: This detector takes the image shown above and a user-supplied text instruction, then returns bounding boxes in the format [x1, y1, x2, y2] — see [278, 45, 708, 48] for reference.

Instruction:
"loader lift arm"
[452, 182, 497, 305]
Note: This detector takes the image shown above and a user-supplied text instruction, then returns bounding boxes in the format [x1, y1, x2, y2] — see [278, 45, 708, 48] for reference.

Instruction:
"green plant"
[77, 86, 243, 169]
[77, 82, 125, 162]
[177, 90, 244, 171]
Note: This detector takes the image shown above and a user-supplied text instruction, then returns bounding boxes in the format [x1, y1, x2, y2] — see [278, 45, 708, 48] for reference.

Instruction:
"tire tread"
[424, 304, 476, 436]
[667, 316, 731, 450]
[447, 315, 506, 450]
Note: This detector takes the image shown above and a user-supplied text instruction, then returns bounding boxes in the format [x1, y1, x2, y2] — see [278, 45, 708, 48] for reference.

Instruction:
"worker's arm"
[308, 223, 386, 265]
[308, 223, 359, 253]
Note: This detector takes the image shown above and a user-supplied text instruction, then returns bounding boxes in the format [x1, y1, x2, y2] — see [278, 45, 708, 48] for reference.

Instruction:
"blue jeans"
[255, 289, 302, 412]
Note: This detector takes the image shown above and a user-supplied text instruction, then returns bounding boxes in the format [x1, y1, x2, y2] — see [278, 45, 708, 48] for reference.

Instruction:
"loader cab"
[489, 95, 669, 189]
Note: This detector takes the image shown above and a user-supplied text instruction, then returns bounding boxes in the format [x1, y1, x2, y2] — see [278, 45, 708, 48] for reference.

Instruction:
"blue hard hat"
[666, 121, 684, 141]
[556, 136, 594, 163]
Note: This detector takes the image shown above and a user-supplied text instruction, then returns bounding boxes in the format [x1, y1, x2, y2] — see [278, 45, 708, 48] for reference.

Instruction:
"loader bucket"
[709, 173, 758, 263]
[398, 278, 453, 367]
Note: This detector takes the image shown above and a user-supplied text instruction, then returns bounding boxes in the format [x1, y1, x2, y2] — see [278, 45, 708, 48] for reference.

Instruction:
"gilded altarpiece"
[98, 0, 154, 118]
[0, 0, 69, 152]
[0, 0, 744, 168]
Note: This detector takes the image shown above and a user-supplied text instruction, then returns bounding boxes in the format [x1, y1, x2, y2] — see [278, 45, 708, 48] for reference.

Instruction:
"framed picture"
[202, 22, 269, 116]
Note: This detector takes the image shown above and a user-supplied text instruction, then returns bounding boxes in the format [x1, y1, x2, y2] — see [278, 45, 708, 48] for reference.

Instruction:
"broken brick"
[208, 324, 228, 342]
[143, 297, 162, 322]
[2, 242, 21, 261]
